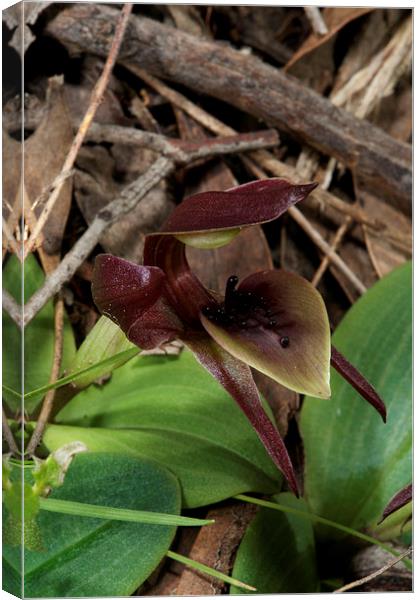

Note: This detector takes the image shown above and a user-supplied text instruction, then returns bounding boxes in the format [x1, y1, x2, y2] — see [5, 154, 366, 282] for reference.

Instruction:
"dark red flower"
[92, 178, 386, 496]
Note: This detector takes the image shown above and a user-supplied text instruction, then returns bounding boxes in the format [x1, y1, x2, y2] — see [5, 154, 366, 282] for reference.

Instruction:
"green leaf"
[3, 453, 181, 597]
[3, 254, 76, 413]
[231, 493, 319, 594]
[300, 262, 412, 537]
[67, 315, 137, 389]
[44, 350, 282, 507]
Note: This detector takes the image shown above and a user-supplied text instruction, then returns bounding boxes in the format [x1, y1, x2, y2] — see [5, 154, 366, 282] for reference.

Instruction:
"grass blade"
[167, 550, 256, 591]
[235, 494, 412, 570]
[24, 348, 139, 400]
[39, 497, 214, 527]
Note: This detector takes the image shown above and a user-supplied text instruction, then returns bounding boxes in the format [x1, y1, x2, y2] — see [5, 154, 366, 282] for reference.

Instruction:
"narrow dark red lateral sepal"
[379, 483, 412, 524]
[184, 335, 300, 497]
[159, 179, 318, 235]
[331, 346, 387, 422]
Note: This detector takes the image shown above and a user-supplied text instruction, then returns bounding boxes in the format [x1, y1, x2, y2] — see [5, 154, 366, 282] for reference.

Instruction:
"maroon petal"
[92, 254, 184, 349]
[331, 346, 387, 422]
[184, 334, 299, 496]
[157, 179, 318, 235]
[201, 270, 331, 398]
[380, 483, 412, 523]
[144, 235, 214, 326]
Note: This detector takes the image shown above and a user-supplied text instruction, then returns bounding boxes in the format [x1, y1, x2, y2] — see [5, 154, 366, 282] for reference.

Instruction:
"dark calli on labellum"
[92, 178, 386, 496]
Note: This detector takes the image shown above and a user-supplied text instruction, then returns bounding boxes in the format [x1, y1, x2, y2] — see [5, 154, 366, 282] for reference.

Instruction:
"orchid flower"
[92, 179, 386, 496]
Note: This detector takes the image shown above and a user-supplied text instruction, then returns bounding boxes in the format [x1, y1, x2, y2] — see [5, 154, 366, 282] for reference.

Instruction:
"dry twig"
[333, 547, 412, 593]
[2, 407, 20, 456]
[26, 298, 65, 455]
[2, 217, 20, 256]
[288, 206, 366, 294]
[84, 123, 279, 158]
[304, 7, 328, 36]
[312, 217, 353, 288]
[23, 3, 133, 257]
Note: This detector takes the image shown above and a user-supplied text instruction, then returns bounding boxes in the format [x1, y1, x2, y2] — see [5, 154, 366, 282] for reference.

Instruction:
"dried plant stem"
[134, 67, 227, 135]
[84, 123, 279, 158]
[23, 3, 133, 258]
[333, 547, 412, 593]
[288, 207, 366, 294]
[2, 217, 20, 256]
[2, 406, 20, 456]
[30, 169, 75, 212]
[312, 217, 353, 288]
[25, 298, 65, 455]
[304, 6, 328, 36]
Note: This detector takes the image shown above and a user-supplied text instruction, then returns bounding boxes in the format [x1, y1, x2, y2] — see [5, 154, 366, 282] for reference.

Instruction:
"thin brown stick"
[312, 217, 352, 288]
[333, 547, 412, 593]
[135, 67, 228, 136]
[289, 206, 367, 294]
[304, 6, 328, 35]
[25, 298, 65, 455]
[84, 123, 279, 158]
[3, 289, 22, 327]
[23, 3, 133, 258]
[2, 217, 21, 256]
[2, 406, 20, 456]
[30, 169, 75, 212]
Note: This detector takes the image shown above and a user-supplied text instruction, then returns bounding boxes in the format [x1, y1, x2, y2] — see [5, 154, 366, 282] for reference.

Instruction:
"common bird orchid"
[92, 179, 386, 496]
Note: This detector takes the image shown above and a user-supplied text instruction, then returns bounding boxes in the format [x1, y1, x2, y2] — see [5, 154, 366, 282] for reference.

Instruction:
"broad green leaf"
[300, 262, 412, 537]
[231, 493, 319, 594]
[3, 453, 180, 597]
[44, 351, 282, 507]
[3, 254, 76, 413]
[67, 315, 137, 389]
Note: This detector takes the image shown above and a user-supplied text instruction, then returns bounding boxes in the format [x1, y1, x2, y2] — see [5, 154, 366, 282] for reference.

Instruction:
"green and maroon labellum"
[201, 271, 331, 399]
